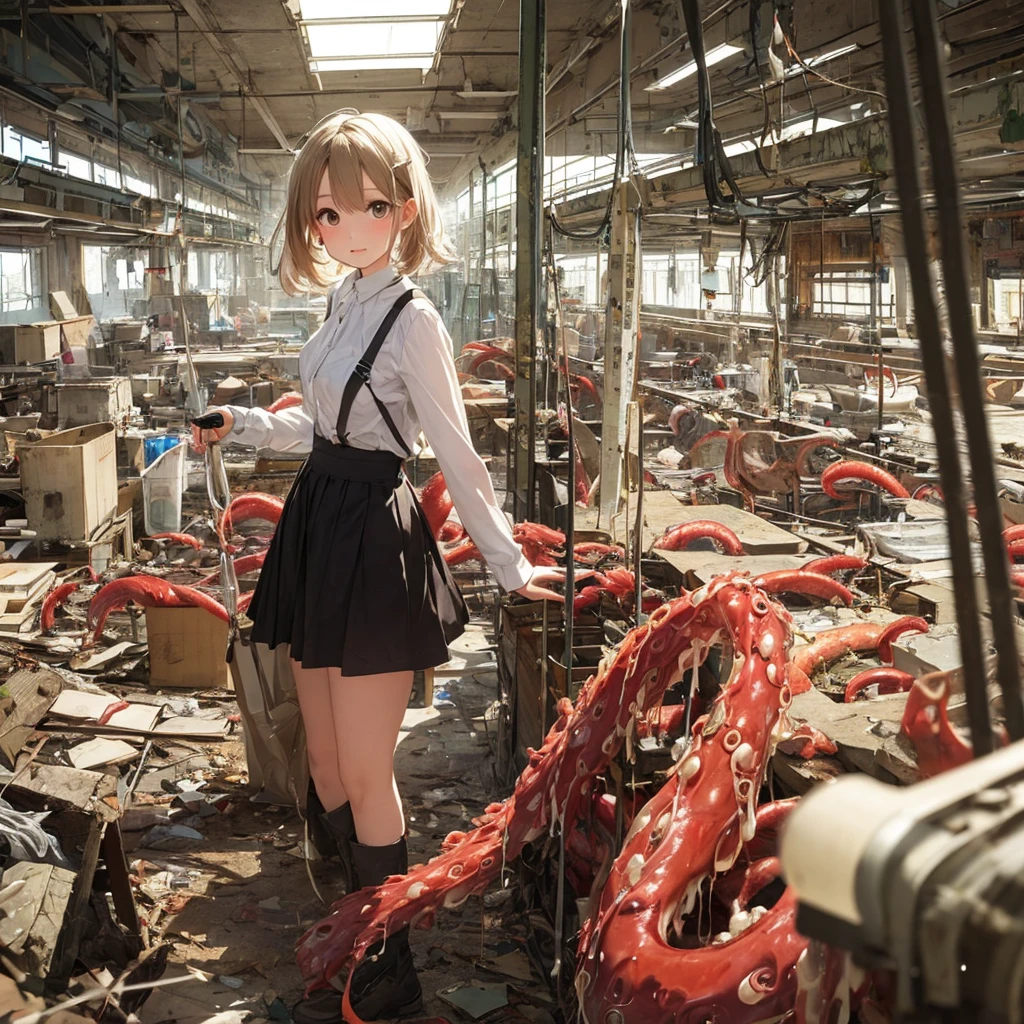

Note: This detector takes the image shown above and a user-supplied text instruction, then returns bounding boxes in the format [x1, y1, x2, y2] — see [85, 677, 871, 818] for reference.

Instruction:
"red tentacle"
[821, 461, 909, 500]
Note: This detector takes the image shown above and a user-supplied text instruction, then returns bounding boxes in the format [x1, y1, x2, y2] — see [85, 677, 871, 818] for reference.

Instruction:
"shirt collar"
[353, 264, 402, 304]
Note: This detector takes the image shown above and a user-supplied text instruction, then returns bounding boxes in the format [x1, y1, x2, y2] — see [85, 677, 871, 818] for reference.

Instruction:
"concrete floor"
[128, 625, 557, 1024]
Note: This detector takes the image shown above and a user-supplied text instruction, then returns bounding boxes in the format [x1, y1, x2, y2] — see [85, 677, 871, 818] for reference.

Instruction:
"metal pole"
[479, 156, 487, 340]
[878, 1, 993, 757]
[599, 181, 639, 528]
[909, 0, 1023, 741]
[512, 0, 545, 522]
[175, 13, 186, 207]
[870, 213, 883, 433]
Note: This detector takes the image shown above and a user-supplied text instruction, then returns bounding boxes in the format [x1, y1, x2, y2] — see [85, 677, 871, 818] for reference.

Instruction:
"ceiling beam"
[174, 0, 292, 153]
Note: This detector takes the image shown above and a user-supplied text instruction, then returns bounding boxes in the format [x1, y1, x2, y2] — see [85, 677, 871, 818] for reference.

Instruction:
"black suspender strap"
[335, 287, 425, 455]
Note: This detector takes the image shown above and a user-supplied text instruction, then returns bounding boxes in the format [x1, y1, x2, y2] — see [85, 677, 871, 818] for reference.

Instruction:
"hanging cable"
[679, 0, 745, 211]
[549, 0, 632, 240]
[781, 30, 885, 99]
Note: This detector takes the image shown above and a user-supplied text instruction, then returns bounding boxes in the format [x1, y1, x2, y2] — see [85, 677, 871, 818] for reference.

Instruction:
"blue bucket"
[144, 434, 183, 468]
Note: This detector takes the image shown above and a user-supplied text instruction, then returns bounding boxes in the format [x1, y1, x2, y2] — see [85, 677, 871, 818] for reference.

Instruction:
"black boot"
[322, 802, 357, 894]
[305, 782, 358, 893]
[291, 805, 359, 1024]
[347, 837, 423, 1021]
[305, 778, 335, 860]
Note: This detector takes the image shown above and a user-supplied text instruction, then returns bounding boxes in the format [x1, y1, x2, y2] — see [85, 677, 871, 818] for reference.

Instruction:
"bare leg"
[291, 657, 349, 812]
[329, 668, 413, 846]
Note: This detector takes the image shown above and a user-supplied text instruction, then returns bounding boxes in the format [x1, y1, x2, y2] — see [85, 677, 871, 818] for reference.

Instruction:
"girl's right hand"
[191, 407, 234, 453]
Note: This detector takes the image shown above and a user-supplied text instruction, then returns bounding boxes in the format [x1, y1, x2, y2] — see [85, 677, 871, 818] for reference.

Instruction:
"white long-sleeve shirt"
[223, 264, 533, 593]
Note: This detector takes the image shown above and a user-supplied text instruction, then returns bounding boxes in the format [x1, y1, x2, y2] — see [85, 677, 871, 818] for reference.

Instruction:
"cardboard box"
[59, 315, 96, 349]
[17, 423, 118, 541]
[113, 322, 145, 342]
[146, 606, 231, 689]
[57, 378, 133, 428]
[251, 381, 274, 407]
[213, 375, 248, 405]
[49, 291, 78, 320]
[130, 375, 163, 401]
[15, 322, 61, 363]
[118, 478, 142, 516]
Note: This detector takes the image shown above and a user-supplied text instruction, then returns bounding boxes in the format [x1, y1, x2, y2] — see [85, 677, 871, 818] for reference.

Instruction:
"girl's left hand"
[512, 566, 594, 603]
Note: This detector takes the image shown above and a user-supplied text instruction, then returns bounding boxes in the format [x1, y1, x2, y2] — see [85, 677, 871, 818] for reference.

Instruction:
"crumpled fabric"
[0, 797, 72, 868]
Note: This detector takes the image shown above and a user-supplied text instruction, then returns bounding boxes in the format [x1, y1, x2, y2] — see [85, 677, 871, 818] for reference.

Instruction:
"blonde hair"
[275, 110, 455, 295]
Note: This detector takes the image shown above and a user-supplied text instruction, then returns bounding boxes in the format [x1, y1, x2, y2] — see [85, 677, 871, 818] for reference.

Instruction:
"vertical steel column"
[599, 182, 640, 527]
[467, 172, 475, 286]
[512, 0, 545, 522]
[479, 159, 487, 337]
[910, 0, 1023, 740]
[878, 1, 993, 757]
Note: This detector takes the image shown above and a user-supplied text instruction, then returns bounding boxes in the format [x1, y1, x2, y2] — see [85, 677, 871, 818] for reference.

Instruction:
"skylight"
[299, 0, 451, 74]
[645, 43, 744, 92]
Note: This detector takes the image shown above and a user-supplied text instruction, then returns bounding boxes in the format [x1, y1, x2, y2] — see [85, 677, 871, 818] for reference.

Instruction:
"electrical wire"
[781, 30, 885, 99]
[679, 0, 745, 211]
[549, 0, 632, 240]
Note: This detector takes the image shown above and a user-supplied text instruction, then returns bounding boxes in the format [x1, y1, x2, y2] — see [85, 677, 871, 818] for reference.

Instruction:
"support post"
[599, 181, 640, 529]
[512, 0, 545, 522]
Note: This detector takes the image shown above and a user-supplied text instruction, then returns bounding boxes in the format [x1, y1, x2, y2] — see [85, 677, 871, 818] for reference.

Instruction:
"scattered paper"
[48, 690, 161, 733]
[437, 981, 508, 1019]
[67, 737, 138, 770]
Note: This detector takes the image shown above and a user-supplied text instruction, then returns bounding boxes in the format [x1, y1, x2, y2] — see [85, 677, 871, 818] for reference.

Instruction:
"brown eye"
[316, 208, 339, 226]
[368, 200, 392, 219]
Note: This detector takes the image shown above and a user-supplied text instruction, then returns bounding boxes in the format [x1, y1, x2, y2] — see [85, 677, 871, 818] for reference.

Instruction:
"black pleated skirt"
[247, 434, 469, 673]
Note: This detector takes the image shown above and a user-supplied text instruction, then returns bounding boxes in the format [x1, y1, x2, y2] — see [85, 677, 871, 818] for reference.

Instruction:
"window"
[125, 173, 154, 197]
[0, 249, 45, 315]
[812, 269, 892, 319]
[2, 126, 50, 165]
[60, 150, 92, 180]
[93, 163, 120, 188]
[994, 276, 1024, 329]
[83, 245, 149, 319]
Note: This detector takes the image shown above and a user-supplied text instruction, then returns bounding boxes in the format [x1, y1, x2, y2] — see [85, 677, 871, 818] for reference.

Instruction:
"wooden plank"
[101, 822, 143, 948]
[0, 667, 62, 768]
[653, 550, 812, 586]
[47, 817, 103, 993]
[638, 492, 806, 553]
[771, 751, 845, 795]
[3, 759, 119, 822]
[0, 861, 77, 974]
[789, 687, 910, 781]
[0, 562, 59, 596]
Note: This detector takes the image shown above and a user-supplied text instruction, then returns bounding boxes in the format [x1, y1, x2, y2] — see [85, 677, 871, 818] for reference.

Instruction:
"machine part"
[781, 740, 1024, 1020]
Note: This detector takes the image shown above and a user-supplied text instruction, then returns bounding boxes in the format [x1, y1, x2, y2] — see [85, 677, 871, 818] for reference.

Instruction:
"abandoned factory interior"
[1, 0, 1024, 1021]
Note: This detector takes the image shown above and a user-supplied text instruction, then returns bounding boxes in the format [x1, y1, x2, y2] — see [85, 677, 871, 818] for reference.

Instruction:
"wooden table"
[638, 491, 807, 554]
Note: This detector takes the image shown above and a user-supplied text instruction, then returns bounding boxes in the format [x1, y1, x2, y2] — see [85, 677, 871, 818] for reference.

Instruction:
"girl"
[192, 111, 564, 1024]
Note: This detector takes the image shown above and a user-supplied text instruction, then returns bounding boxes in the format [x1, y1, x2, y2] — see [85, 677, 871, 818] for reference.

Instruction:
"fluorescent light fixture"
[311, 56, 436, 72]
[723, 138, 756, 157]
[301, 0, 450, 74]
[781, 116, 843, 140]
[455, 90, 517, 99]
[300, 0, 450, 16]
[307, 21, 443, 58]
[645, 43, 743, 92]
[436, 110, 505, 120]
[803, 43, 857, 68]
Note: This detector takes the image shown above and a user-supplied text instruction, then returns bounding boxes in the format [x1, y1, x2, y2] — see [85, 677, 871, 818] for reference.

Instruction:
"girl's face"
[315, 168, 417, 276]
